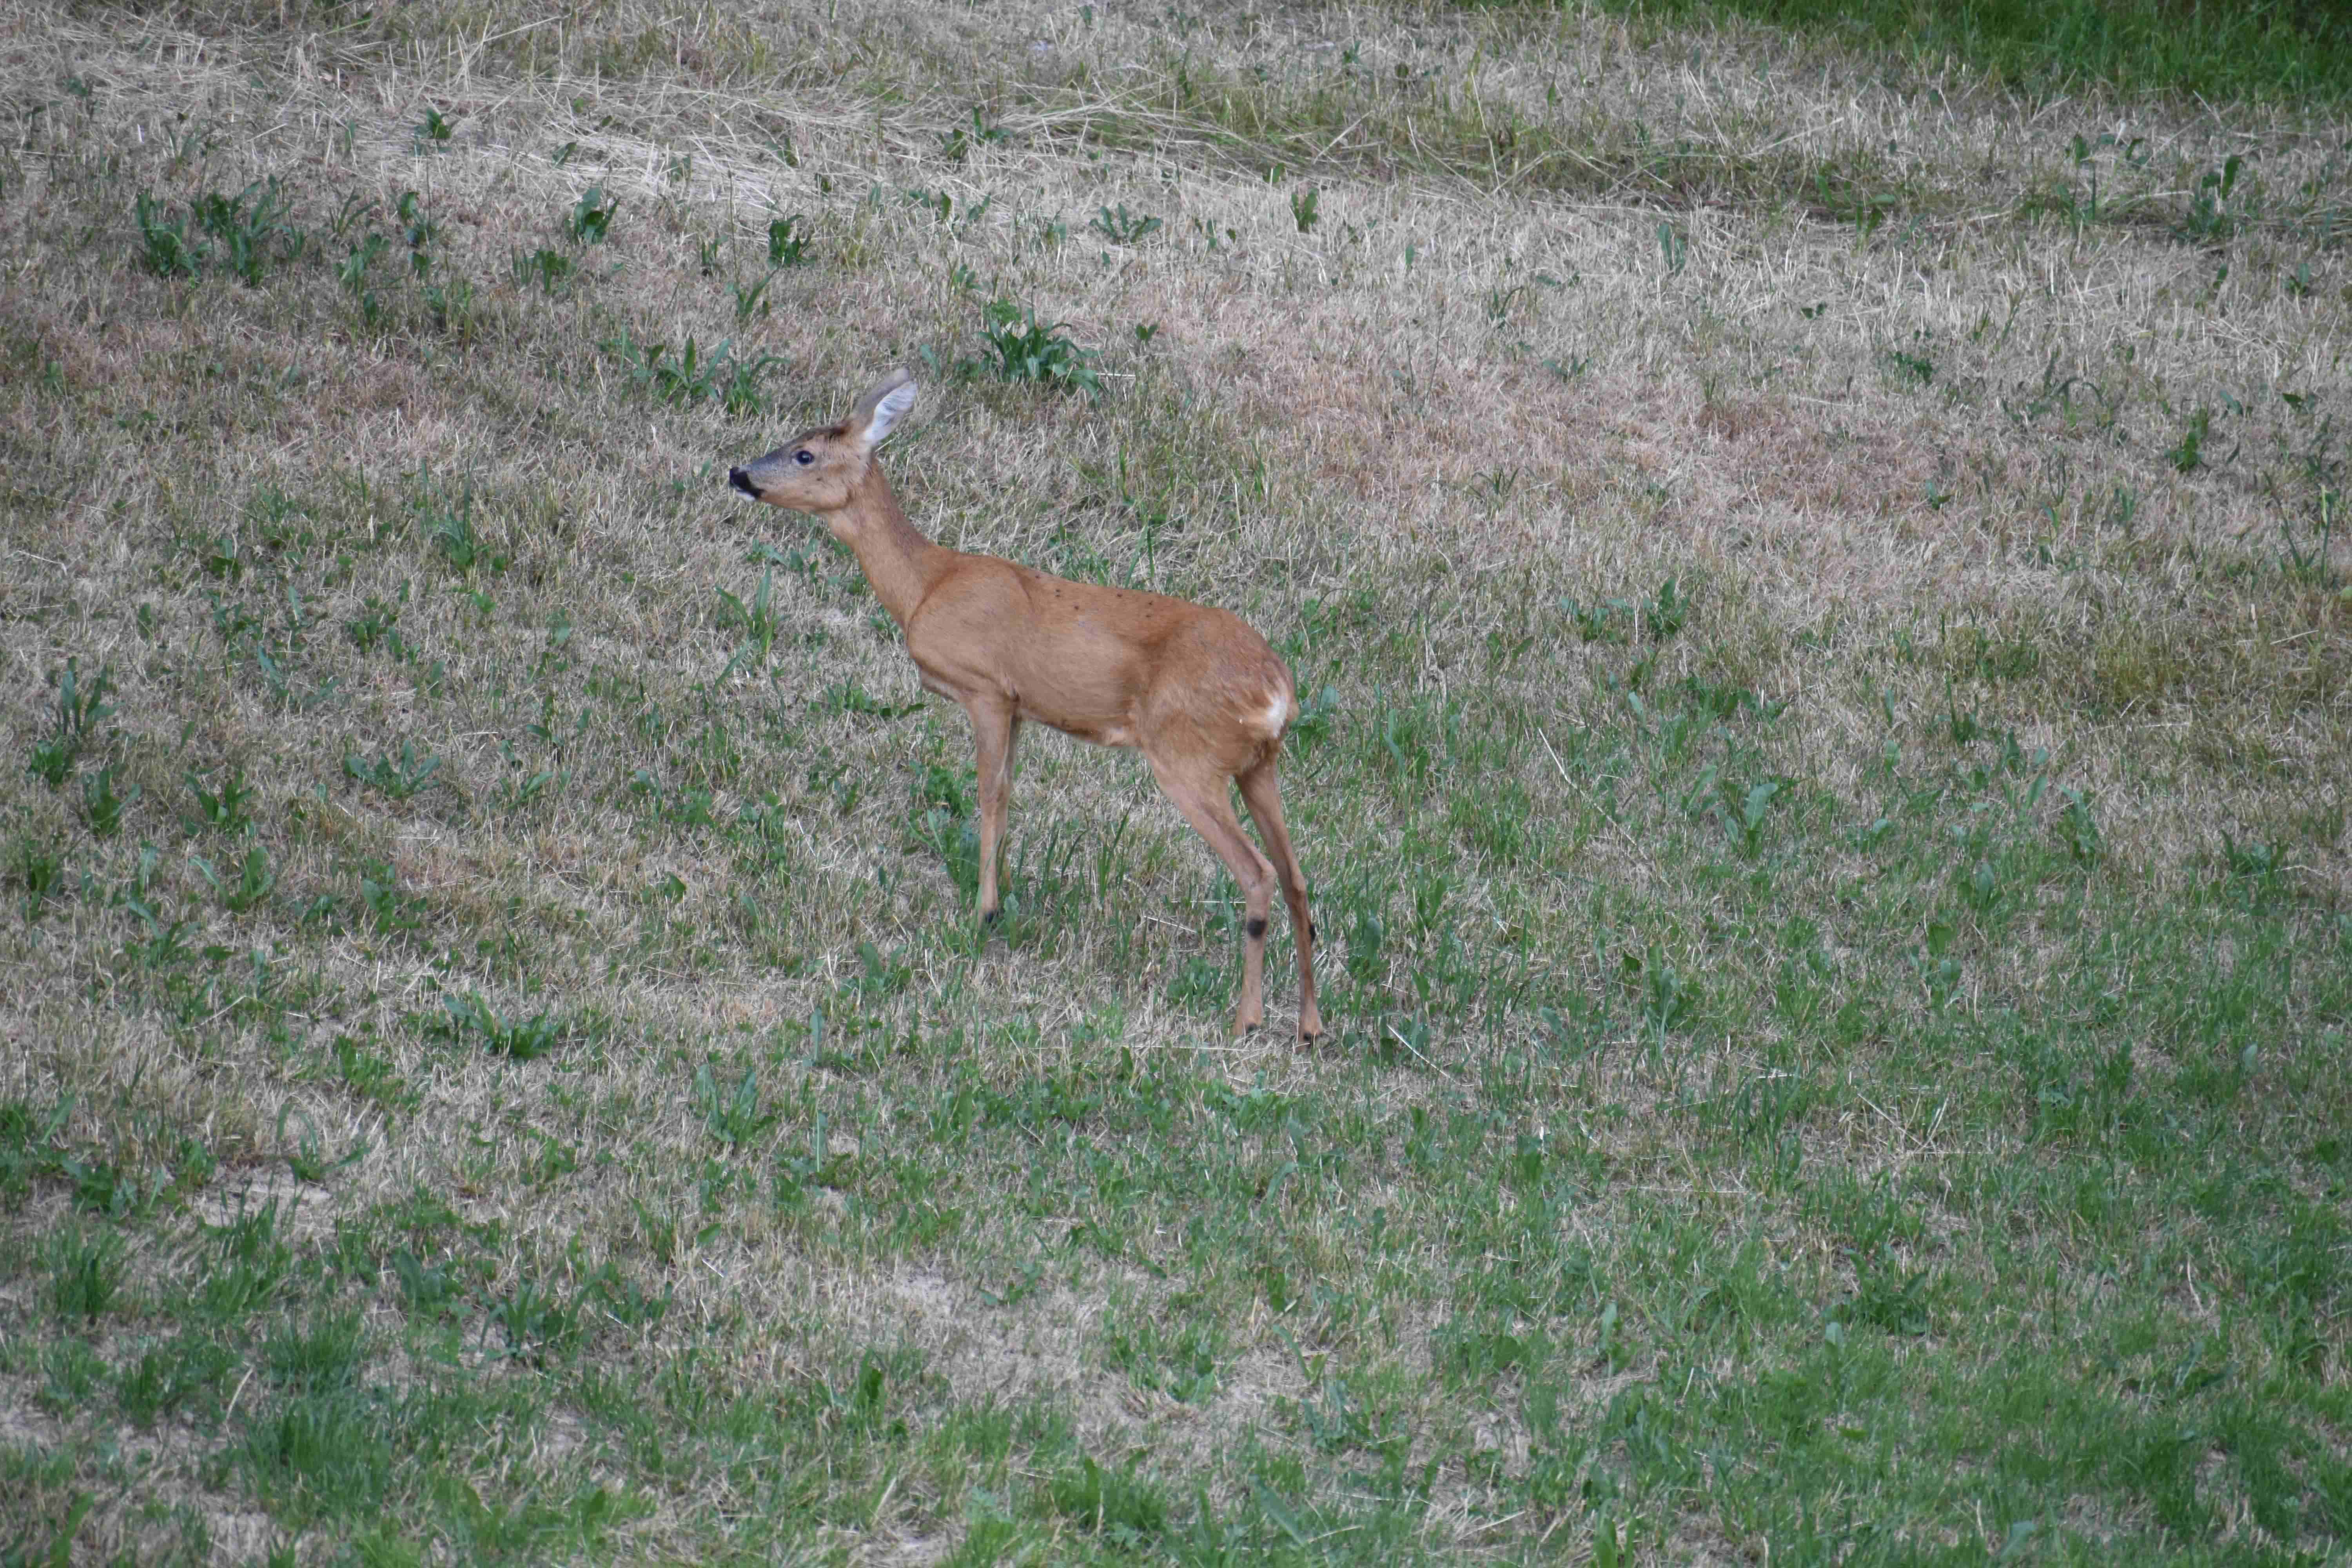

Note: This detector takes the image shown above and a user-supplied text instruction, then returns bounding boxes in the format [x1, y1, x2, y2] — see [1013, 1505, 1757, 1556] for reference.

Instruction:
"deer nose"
[728, 468, 758, 497]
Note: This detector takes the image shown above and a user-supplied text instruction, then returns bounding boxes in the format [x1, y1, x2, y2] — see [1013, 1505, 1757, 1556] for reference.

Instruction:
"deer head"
[727, 369, 918, 515]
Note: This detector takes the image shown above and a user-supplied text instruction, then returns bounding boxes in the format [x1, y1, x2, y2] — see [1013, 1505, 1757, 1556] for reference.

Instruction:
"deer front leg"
[1238, 758, 1322, 1044]
[1148, 753, 1276, 1035]
[965, 699, 1020, 924]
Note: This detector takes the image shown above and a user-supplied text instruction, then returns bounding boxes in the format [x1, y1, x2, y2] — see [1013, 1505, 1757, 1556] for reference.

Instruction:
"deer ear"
[854, 371, 918, 447]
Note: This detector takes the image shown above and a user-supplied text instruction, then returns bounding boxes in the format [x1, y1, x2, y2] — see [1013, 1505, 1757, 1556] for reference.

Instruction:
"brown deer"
[727, 370, 1323, 1042]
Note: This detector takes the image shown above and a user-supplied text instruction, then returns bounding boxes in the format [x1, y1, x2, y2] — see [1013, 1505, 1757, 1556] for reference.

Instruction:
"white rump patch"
[1253, 692, 1293, 739]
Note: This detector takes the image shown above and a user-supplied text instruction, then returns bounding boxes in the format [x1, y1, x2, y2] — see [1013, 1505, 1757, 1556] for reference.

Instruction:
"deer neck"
[823, 463, 949, 629]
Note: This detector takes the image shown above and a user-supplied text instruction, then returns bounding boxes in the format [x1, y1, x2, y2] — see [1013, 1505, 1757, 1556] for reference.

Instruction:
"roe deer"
[728, 369, 1322, 1042]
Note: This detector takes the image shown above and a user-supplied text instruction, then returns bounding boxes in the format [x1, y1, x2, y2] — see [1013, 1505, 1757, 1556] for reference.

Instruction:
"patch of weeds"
[191, 843, 276, 913]
[135, 191, 205, 277]
[65, 1154, 149, 1221]
[1046, 1456, 1168, 1545]
[1090, 203, 1162, 244]
[116, 1333, 237, 1426]
[1101, 1298, 1224, 1403]
[973, 299, 1100, 395]
[343, 740, 442, 801]
[1656, 219, 1689, 276]
[566, 184, 617, 244]
[582, 1262, 671, 1329]
[730, 269, 777, 322]
[1642, 577, 1692, 640]
[1884, 341, 1934, 388]
[1449, 773, 1534, 862]
[767, 213, 813, 265]
[939, 107, 1007, 162]
[2275, 502, 2342, 591]
[439, 991, 565, 1060]
[46, 1223, 125, 1322]
[600, 327, 780, 415]
[263, 1310, 368, 1392]
[414, 104, 454, 150]
[78, 763, 135, 838]
[2180, 154, 2257, 242]
[1629, 948, 1701, 1043]
[197, 1197, 296, 1323]
[2056, 788, 2103, 867]
[277, 1102, 367, 1184]
[1561, 579, 1689, 646]
[27, 657, 114, 790]
[513, 245, 572, 296]
[37, 1340, 110, 1417]
[1677, 674, 1784, 720]
[488, 1276, 584, 1364]
[239, 1389, 395, 1521]
[1836, 1249, 1939, 1336]
[356, 858, 428, 935]
[136, 179, 305, 285]
[715, 566, 780, 677]
[15, 838, 65, 924]
[343, 590, 409, 658]
[1562, 592, 1633, 643]
[412, 468, 497, 574]
[2169, 405, 2216, 472]
[1811, 158, 1903, 232]
[331, 1034, 416, 1116]
[183, 764, 258, 834]
[1290, 187, 1321, 233]
[695, 1061, 777, 1147]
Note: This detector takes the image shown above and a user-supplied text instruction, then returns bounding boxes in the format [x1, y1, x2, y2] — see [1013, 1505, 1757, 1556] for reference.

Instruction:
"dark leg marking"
[1246, 917, 1267, 939]
[982, 908, 1002, 927]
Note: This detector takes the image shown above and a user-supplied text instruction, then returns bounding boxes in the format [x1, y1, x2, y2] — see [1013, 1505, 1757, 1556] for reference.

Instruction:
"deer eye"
[793, 449, 815, 466]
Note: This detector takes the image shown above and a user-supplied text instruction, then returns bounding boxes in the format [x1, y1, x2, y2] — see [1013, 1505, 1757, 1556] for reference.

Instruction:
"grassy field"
[3, 0, 2349, 1561]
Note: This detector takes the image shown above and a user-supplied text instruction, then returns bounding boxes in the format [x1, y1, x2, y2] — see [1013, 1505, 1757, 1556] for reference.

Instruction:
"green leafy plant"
[47, 1224, 124, 1320]
[81, 763, 136, 839]
[1290, 187, 1321, 233]
[600, 328, 780, 414]
[2168, 406, 2213, 472]
[441, 991, 564, 1060]
[567, 184, 617, 244]
[28, 659, 114, 789]
[343, 595, 403, 657]
[716, 567, 781, 678]
[1642, 577, 1691, 640]
[134, 192, 203, 277]
[766, 214, 812, 265]
[178, 179, 304, 285]
[939, 107, 1006, 162]
[695, 1062, 777, 1146]
[344, 740, 442, 800]
[731, 270, 775, 322]
[16, 839, 65, 924]
[515, 245, 572, 294]
[2180, 154, 2253, 242]
[1090, 204, 1163, 244]
[977, 300, 1100, 394]
[192, 844, 277, 913]
[338, 230, 389, 327]
[1657, 219, 1689, 275]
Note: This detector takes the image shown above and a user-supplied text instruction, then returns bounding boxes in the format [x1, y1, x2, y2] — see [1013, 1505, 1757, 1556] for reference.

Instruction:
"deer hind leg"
[1147, 752, 1276, 1035]
[1237, 756, 1322, 1044]
[964, 700, 1021, 924]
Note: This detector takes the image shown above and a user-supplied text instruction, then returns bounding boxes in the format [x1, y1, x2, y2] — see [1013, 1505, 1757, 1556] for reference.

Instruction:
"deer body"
[729, 370, 1321, 1042]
